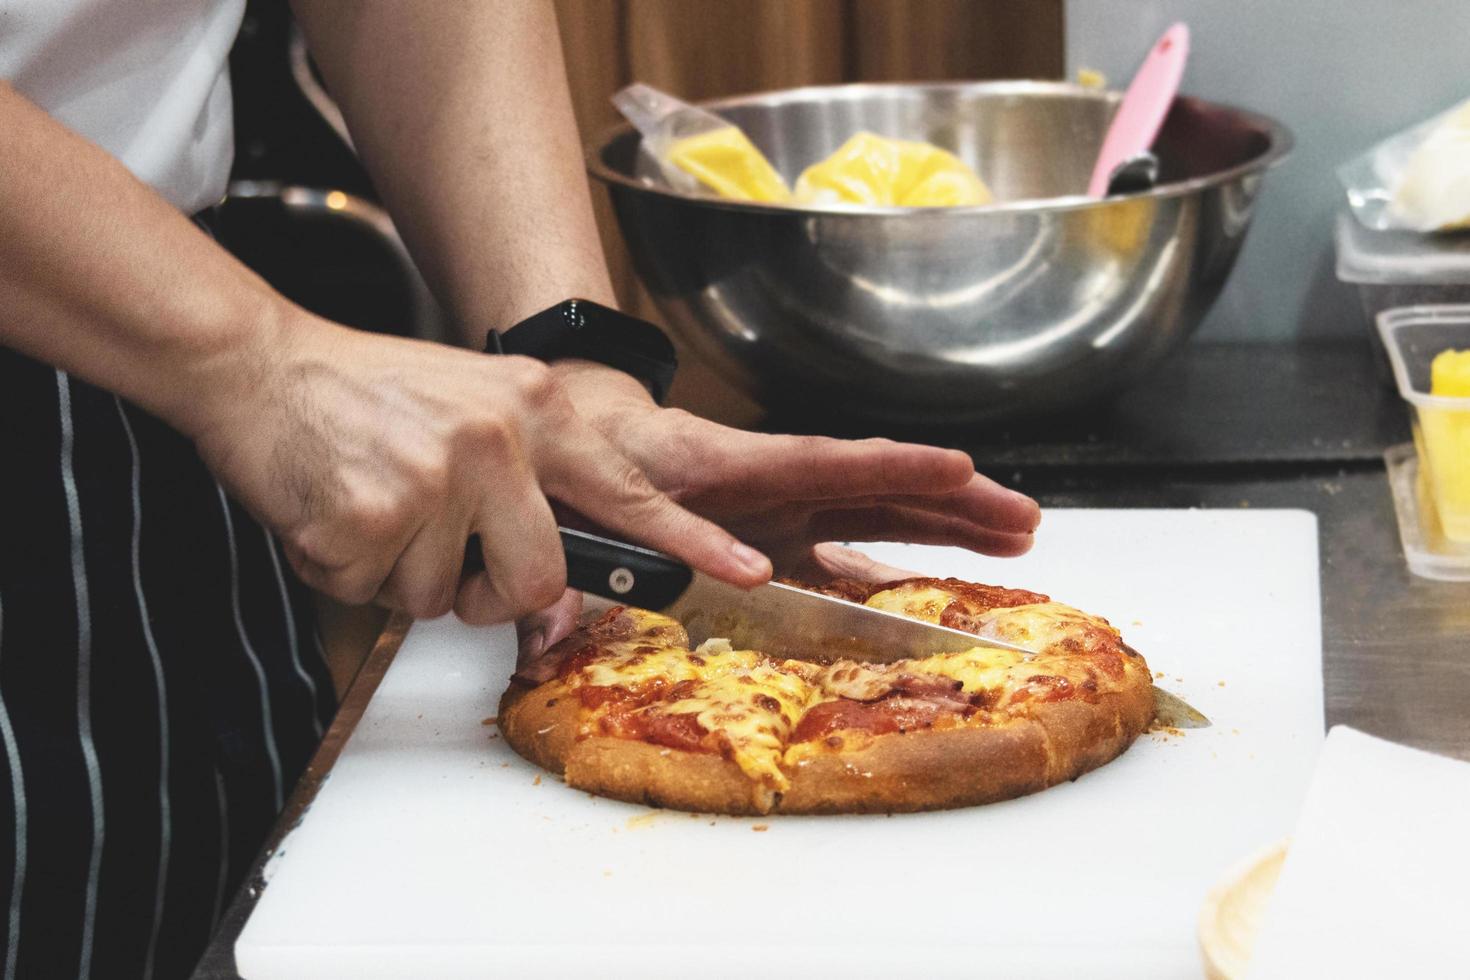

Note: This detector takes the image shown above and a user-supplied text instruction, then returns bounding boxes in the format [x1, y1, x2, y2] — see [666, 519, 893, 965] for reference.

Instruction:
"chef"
[0, 2, 1039, 976]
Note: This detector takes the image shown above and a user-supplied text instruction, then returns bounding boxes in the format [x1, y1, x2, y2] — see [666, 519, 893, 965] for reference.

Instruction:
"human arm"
[0, 79, 767, 622]
[290, 0, 1040, 653]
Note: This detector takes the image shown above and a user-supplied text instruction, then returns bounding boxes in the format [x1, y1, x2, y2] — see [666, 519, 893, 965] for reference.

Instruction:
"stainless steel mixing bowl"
[588, 81, 1291, 424]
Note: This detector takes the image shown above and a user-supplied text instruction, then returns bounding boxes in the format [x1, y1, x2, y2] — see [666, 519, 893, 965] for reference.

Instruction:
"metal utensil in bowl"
[588, 81, 1291, 425]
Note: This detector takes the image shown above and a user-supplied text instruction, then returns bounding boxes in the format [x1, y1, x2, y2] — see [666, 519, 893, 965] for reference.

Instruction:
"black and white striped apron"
[0, 345, 336, 978]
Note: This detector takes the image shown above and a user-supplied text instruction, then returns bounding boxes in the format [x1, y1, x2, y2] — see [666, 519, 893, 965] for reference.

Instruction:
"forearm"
[0, 81, 298, 435]
[292, 0, 617, 345]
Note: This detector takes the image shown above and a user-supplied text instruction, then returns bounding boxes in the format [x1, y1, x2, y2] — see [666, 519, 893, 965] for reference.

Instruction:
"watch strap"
[486, 299, 677, 404]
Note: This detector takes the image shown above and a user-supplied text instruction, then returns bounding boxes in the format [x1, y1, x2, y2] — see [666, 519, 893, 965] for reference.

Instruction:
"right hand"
[186, 312, 772, 623]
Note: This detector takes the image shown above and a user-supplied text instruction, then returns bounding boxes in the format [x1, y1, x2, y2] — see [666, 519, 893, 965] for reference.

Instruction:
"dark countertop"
[1021, 465, 1470, 761]
[194, 338, 1467, 979]
[776, 340, 1409, 468]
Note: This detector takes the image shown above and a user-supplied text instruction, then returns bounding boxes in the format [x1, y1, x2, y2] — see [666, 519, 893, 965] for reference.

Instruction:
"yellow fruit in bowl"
[794, 132, 993, 208]
[665, 127, 790, 203]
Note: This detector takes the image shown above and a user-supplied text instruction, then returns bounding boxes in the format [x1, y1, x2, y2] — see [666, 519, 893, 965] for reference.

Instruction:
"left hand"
[513, 362, 1041, 673]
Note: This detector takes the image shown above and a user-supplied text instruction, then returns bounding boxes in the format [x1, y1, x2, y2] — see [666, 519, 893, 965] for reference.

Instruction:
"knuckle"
[408, 452, 451, 498]
[341, 487, 404, 541]
[462, 412, 514, 456]
[507, 358, 557, 403]
[289, 524, 355, 571]
[611, 461, 658, 505]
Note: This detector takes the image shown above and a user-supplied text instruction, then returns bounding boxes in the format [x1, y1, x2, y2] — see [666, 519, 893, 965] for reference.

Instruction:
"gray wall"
[1066, 0, 1470, 341]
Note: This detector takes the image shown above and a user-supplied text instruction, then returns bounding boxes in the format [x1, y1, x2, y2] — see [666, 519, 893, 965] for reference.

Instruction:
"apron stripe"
[214, 484, 285, 812]
[0, 596, 26, 980]
[116, 398, 171, 980]
[210, 767, 229, 930]
[58, 371, 105, 980]
[263, 531, 324, 739]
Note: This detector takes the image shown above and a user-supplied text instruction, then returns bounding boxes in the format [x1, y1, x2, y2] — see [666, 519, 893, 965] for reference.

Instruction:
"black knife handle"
[462, 527, 693, 607]
[559, 527, 693, 606]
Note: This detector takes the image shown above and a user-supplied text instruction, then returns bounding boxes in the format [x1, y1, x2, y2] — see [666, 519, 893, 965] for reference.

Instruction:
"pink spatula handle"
[1087, 22, 1190, 198]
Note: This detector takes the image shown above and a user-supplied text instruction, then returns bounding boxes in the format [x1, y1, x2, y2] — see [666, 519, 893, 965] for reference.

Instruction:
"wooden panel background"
[553, 0, 1064, 424]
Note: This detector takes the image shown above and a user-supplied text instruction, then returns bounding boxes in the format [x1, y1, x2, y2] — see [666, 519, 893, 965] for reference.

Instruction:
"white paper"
[1248, 726, 1470, 978]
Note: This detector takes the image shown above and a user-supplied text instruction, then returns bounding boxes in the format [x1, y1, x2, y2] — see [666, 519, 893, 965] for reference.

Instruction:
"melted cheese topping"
[864, 584, 956, 622]
[581, 646, 704, 689]
[971, 602, 1112, 652]
[559, 588, 1148, 798]
[575, 632, 817, 792]
[915, 646, 1034, 693]
[659, 641, 816, 790]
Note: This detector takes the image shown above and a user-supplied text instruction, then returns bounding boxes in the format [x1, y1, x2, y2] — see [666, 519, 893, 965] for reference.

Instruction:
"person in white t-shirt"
[0, 3, 1040, 976]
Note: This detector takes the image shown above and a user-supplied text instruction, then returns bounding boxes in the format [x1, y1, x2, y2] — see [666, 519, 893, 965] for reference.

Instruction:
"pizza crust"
[501, 681, 769, 813]
[501, 677, 1154, 816]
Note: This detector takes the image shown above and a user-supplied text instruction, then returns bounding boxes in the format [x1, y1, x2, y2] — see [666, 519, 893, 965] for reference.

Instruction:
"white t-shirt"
[0, 0, 245, 213]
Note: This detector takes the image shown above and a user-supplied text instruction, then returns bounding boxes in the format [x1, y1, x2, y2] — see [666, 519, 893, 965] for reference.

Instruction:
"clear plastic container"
[1377, 306, 1470, 577]
[1338, 213, 1470, 376]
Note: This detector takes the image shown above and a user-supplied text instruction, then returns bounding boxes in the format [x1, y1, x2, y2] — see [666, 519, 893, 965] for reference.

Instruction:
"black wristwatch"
[485, 299, 678, 404]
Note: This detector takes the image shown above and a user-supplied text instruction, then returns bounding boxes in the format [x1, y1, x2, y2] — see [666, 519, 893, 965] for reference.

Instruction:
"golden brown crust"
[778, 720, 1053, 814]
[778, 688, 1153, 814]
[498, 681, 583, 776]
[564, 738, 773, 815]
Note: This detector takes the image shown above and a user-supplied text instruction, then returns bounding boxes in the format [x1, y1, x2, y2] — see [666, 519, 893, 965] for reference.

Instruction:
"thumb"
[513, 588, 584, 682]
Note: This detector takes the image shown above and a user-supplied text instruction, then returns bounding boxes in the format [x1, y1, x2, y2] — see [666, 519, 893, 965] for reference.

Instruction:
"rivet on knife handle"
[558, 527, 693, 606]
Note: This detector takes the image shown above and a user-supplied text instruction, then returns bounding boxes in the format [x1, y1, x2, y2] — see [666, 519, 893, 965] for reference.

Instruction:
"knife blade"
[502, 528, 1210, 725]
[554, 527, 988, 662]
[1152, 686, 1212, 729]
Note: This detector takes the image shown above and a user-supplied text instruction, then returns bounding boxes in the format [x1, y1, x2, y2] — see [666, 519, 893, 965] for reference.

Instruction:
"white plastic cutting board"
[237, 509, 1324, 979]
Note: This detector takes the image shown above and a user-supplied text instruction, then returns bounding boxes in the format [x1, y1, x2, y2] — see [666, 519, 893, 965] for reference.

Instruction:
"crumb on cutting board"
[481, 716, 497, 726]
[751, 824, 769, 833]
[533, 775, 541, 786]
[626, 811, 661, 830]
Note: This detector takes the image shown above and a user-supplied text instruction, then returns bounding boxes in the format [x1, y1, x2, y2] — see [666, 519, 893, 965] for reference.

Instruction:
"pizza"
[498, 577, 1155, 815]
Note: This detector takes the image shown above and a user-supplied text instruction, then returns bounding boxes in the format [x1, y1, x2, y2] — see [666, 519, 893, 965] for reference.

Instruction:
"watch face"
[562, 299, 590, 331]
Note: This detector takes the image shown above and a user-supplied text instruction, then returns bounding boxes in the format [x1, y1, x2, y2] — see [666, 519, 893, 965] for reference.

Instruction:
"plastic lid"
[1335, 211, 1470, 285]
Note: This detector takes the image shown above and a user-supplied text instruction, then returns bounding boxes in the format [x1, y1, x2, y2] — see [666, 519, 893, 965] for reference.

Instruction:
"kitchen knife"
[472, 527, 1211, 726]
[553, 527, 987, 663]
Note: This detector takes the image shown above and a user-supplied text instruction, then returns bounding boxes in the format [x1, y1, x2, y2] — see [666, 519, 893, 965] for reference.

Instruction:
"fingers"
[541, 430, 772, 588]
[513, 588, 584, 684]
[784, 542, 922, 585]
[680, 429, 977, 506]
[282, 512, 412, 606]
[374, 509, 472, 619]
[805, 504, 1035, 557]
[873, 474, 1041, 535]
[454, 468, 566, 625]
